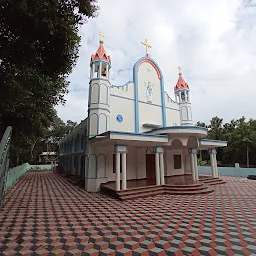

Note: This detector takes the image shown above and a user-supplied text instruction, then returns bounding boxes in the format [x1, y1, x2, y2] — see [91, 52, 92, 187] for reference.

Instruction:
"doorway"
[146, 154, 156, 185]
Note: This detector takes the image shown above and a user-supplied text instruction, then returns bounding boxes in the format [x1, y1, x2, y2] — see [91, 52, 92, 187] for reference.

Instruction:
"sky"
[56, 0, 256, 125]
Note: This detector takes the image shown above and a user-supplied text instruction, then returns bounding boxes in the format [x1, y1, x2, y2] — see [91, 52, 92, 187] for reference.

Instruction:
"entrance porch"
[101, 174, 225, 200]
[87, 130, 227, 194]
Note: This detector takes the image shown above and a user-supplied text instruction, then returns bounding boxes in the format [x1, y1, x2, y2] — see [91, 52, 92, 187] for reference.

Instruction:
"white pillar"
[190, 149, 198, 181]
[115, 153, 120, 191]
[99, 62, 102, 78]
[193, 153, 199, 180]
[209, 149, 218, 178]
[155, 153, 160, 185]
[213, 151, 218, 178]
[210, 151, 215, 177]
[121, 153, 127, 190]
[92, 63, 95, 78]
[106, 65, 109, 80]
[190, 153, 196, 180]
[159, 153, 165, 185]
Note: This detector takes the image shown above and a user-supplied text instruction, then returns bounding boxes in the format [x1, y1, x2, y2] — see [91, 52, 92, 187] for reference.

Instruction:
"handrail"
[0, 126, 12, 209]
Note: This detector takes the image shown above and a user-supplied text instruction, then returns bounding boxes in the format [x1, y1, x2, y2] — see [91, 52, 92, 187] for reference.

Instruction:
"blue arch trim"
[133, 56, 166, 133]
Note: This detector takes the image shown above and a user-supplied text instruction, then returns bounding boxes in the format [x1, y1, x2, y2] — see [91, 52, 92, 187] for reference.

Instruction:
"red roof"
[174, 73, 189, 91]
[91, 42, 111, 63]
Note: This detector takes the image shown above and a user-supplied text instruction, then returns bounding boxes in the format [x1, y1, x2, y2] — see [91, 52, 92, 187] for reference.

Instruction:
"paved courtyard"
[0, 171, 255, 256]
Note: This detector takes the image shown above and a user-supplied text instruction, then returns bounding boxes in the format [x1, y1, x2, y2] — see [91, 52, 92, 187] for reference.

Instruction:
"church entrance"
[146, 154, 156, 185]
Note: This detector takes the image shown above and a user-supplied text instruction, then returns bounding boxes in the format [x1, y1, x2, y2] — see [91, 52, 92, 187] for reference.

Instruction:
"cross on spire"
[141, 39, 151, 56]
[178, 66, 182, 75]
[99, 32, 104, 43]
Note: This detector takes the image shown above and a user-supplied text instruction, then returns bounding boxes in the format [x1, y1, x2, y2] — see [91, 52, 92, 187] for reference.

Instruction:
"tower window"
[102, 68, 107, 77]
[181, 92, 185, 102]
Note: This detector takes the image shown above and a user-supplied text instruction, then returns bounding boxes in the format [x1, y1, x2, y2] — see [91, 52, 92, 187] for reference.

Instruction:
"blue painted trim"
[165, 106, 180, 111]
[114, 144, 128, 153]
[90, 77, 110, 83]
[175, 88, 189, 93]
[86, 153, 107, 179]
[89, 130, 168, 140]
[200, 139, 228, 143]
[111, 81, 133, 88]
[133, 57, 166, 133]
[89, 102, 110, 106]
[89, 113, 99, 135]
[90, 59, 111, 68]
[97, 154, 107, 178]
[89, 82, 109, 105]
[144, 125, 208, 133]
[164, 91, 176, 103]
[89, 107, 110, 113]
[99, 113, 108, 132]
[110, 94, 134, 101]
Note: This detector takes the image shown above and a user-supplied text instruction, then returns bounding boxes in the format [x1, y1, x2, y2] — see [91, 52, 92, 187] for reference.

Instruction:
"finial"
[141, 39, 151, 56]
[178, 66, 182, 75]
[99, 32, 104, 43]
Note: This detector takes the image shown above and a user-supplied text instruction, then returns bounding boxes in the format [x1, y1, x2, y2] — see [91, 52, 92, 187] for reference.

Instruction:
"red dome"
[91, 42, 111, 64]
[174, 73, 189, 91]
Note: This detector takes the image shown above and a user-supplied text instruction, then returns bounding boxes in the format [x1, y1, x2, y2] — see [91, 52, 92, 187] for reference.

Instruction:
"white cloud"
[56, 0, 256, 125]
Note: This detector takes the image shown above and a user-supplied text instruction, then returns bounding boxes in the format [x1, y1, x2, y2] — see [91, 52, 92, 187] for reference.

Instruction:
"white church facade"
[59, 35, 227, 196]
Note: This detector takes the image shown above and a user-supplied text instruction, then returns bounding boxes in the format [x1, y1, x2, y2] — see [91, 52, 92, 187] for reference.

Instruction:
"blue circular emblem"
[116, 114, 123, 123]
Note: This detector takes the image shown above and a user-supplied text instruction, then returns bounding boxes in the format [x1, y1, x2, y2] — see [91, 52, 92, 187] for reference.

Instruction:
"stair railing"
[0, 126, 12, 209]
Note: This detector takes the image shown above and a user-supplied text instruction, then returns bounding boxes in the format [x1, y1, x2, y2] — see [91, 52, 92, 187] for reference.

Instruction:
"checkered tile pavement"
[0, 172, 255, 255]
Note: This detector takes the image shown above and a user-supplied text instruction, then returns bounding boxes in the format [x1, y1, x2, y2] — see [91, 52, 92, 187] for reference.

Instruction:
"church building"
[59, 33, 227, 199]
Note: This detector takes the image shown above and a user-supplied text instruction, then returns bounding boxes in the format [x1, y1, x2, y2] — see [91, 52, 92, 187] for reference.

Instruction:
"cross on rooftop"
[141, 39, 151, 56]
[99, 32, 104, 43]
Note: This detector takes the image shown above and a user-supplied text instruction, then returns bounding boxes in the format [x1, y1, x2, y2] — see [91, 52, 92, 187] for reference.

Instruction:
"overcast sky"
[56, 0, 256, 125]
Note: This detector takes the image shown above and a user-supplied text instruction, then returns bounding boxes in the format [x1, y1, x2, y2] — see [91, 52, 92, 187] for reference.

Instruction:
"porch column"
[122, 153, 127, 190]
[159, 153, 165, 185]
[154, 146, 164, 185]
[155, 153, 160, 185]
[115, 152, 121, 191]
[115, 145, 128, 191]
[209, 148, 218, 178]
[189, 149, 198, 181]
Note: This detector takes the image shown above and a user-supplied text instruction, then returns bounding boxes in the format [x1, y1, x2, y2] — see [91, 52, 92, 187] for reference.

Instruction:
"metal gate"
[0, 127, 12, 209]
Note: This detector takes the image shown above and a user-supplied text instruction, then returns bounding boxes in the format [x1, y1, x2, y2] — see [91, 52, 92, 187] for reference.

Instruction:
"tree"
[0, 0, 98, 165]
[196, 116, 256, 166]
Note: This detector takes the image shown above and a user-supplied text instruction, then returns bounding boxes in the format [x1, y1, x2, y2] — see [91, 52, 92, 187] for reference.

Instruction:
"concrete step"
[116, 184, 213, 201]
[203, 180, 226, 185]
[120, 189, 166, 201]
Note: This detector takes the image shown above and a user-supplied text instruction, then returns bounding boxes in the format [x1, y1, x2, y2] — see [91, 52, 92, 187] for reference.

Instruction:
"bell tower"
[174, 67, 193, 126]
[88, 32, 111, 137]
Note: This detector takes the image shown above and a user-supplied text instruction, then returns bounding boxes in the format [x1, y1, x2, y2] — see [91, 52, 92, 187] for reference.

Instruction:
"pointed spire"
[90, 32, 111, 64]
[174, 66, 189, 91]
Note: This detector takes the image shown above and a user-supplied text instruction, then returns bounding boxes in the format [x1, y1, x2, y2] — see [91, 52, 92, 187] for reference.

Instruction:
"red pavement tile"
[0, 172, 255, 255]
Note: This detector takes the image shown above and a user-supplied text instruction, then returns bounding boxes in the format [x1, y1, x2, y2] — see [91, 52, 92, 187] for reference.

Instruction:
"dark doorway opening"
[146, 154, 156, 185]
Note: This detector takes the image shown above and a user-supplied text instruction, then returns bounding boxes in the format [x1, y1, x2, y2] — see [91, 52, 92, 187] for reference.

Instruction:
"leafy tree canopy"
[0, 0, 98, 165]
[197, 116, 256, 166]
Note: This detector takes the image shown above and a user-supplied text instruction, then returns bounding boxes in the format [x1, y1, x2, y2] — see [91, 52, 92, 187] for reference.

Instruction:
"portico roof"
[145, 126, 208, 138]
[199, 139, 228, 149]
[89, 131, 168, 147]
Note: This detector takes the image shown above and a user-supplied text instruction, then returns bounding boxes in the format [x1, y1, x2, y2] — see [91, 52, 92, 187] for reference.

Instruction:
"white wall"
[106, 147, 146, 182]
[165, 149, 184, 176]
[166, 108, 181, 126]
[110, 96, 135, 132]
[139, 103, 162, 132]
